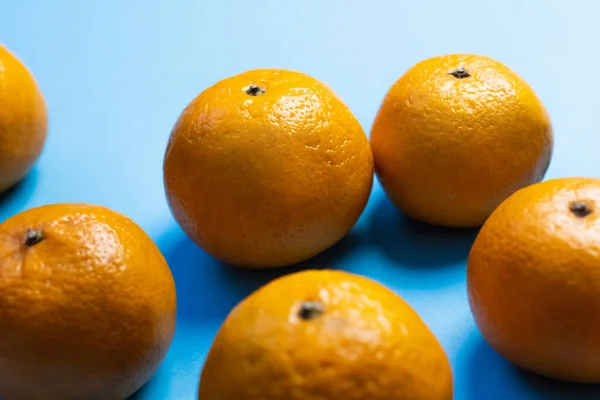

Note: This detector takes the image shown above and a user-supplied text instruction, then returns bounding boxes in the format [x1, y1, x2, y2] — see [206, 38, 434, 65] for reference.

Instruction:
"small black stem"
[245, 84, 266, 96]
[569, 201, 593, 218]
[298, 301, 324, 320]
[450, 67, 471, 79]
[25, 229, 44, 247]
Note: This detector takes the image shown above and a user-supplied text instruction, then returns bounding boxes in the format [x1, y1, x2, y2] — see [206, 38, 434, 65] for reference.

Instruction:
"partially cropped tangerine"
[0, 44, 48, 192]
[0, 203, 177, 400]
[371, 53, 553, 227]
[163, 69, 374, 268]
[199, 269, 453, 400]
[468, 178, 600, 382]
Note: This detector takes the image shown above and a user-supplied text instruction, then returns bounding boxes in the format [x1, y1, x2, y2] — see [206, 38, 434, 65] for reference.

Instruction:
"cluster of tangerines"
[0, 42, 598, 400]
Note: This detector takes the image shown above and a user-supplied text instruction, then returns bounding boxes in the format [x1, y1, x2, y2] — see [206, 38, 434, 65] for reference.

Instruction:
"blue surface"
[2, 1, 600, 399]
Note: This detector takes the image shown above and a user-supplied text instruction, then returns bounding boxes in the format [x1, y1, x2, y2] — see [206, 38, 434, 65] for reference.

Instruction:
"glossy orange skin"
[0, 203, 177, 399]
[371, 54, 553, 227]
[163, 69, 374, 268]
[468, 178, 600, 382]
[199, 270, 453, 400]
[0, 44, 48, 192]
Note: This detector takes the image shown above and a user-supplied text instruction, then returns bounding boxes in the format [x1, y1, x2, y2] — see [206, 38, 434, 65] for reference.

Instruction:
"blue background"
[2, 1, 600, 399]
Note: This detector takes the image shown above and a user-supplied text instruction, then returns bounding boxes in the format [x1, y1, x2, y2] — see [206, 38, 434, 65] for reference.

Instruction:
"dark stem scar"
[298, 301, 324, 320]
[24, 229, 44, 247]
[450, 67, 471, 79]
[244, 84, 266, 96]
[569, 201, 593, 218]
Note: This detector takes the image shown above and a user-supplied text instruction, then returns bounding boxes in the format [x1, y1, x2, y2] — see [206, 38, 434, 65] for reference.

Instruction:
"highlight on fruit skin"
[467, 177, 600, 382]
[163, 68, 374, 269]
[199, 269, 453, 400]
[0, 44, 48, 193]
[370, 53, 553, 228]
[0, 202, 177, 400]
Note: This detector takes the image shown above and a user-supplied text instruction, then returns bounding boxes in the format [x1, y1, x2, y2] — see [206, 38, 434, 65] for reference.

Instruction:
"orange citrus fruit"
[0, 44, 48, 192]
[468, 177, 600, 382]
[0, 203, 177, 399]
[199, 269, 453, 399]
[163, 69, 374, 268]
[370, 54, 553, 227]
